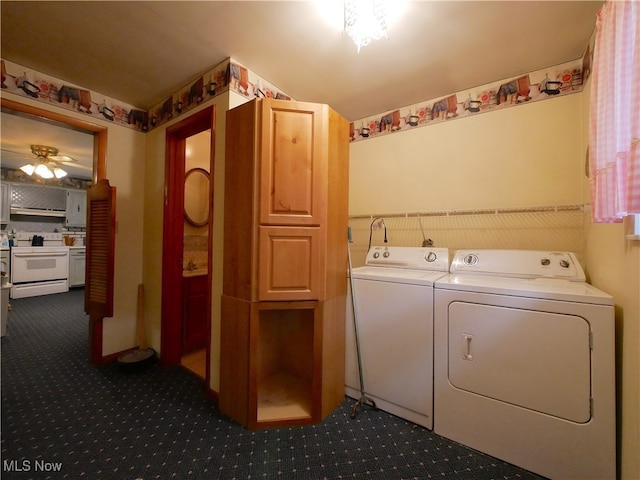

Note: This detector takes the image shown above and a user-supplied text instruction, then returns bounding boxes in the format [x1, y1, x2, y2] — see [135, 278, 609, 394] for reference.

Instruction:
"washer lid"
[435, 274, 613, 305]
[352, 266, 449, 286]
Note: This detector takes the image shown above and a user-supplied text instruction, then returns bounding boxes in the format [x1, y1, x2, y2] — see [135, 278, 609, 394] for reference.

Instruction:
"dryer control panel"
[450, 249, 586, 281]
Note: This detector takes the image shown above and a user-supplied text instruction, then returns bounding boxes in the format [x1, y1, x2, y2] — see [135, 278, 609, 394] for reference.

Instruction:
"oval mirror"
[184, 167, 210, 227]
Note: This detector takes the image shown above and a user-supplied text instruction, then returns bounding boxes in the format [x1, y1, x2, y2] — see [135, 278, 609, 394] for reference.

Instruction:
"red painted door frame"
[161, 106, 215, 372]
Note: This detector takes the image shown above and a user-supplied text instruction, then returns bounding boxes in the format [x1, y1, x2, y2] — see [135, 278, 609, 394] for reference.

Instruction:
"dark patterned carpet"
[1, 289, 546, 480]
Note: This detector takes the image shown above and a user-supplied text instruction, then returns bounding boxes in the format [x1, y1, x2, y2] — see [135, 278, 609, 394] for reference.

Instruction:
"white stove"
[11, 232, 70, 299]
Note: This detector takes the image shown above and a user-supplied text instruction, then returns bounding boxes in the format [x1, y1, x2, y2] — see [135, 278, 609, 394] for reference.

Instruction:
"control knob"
[463, 254, 478, 266]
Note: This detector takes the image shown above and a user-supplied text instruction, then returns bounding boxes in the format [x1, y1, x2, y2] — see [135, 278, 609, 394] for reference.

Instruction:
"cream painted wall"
[580, 78, 640, 480]
[585, 220, 640, 480]
[2, 92, 146, 357]
[348, 94, 588, 266]
[101, 120, 146, 355]
[350, 94, 586, 215]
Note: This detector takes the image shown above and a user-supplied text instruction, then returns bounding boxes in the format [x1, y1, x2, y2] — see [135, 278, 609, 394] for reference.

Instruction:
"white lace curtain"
[589, 0, 640, 223]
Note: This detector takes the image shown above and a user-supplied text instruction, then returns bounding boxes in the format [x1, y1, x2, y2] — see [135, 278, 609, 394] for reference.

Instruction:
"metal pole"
[347, 227, 376, 419]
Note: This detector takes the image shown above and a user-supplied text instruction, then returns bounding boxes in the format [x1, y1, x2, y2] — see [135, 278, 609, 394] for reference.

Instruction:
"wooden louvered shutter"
[85, 179, 116, 320]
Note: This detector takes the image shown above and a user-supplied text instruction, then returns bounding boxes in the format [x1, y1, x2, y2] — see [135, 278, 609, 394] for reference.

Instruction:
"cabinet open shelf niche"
[257, 307, 315, 423]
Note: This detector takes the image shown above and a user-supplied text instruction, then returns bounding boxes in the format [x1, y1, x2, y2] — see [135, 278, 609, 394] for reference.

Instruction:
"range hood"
[10, 206, 65, 217]
[10, 183, 67, 217]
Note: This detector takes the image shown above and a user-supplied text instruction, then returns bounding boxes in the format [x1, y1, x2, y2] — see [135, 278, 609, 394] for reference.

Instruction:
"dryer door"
[448, 301, 591, 423]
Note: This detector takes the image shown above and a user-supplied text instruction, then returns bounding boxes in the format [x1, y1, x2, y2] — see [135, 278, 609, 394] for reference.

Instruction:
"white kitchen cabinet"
[66, 190, 87, 228]
[0, 182, 10, 224]
[69, 248, 86, 287]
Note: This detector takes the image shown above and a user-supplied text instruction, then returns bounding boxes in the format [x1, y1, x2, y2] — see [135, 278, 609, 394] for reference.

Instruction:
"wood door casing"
[161, 106, 215, 368]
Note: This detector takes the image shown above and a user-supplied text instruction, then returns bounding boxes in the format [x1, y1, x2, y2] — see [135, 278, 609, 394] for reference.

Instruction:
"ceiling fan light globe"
[20, 164, 36, 175]
[53, 167, 68, 178]
[35, 163, 54, 179]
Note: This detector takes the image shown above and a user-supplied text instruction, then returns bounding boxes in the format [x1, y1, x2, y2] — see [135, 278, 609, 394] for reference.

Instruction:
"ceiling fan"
[11, 144, 92, 179]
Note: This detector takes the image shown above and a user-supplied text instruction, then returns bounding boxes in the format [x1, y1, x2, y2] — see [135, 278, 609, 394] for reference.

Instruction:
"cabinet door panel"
[259, 226, 324, 301]
[66, 190, 87, 227]
[260, 100, 326, 226]
[182, 275, 208, 353]
[69, 251, 86, 287]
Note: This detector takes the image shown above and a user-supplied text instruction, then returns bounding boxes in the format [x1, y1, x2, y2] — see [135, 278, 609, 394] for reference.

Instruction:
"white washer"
[346, 246, 449, 429]
[434, 250, 615, 480]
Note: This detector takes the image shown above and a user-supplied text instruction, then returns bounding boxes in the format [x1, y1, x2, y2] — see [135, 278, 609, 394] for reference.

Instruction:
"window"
[589, 0, 639, 224]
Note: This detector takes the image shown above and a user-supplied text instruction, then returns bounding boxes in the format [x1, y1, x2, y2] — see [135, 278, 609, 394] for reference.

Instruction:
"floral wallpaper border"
[146, 57, 293, 131]
[2, 36, 593, 138]
[349, 42, 593, 142]
[1, 57, 293, 133]
[1, 59, 149, 131]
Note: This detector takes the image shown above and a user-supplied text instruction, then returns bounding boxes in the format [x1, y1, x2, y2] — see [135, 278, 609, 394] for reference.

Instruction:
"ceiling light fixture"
[19, 144, 68, 179]
[344, 0, 388, 52]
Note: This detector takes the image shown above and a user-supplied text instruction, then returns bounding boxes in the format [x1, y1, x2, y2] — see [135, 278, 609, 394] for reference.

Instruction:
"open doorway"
[181, 131, 211, 378]
[1, 97, 107, 363]
[160, 107, 214, 383]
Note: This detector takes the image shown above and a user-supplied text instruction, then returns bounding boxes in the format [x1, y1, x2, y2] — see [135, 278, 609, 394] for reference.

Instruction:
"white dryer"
[434, 250, 615, 480]
[346, 246, 449, 429]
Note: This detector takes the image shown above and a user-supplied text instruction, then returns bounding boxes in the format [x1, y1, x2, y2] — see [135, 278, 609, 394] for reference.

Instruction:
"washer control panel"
[450, 249, 586, 281]
[366, 246, 450, 272]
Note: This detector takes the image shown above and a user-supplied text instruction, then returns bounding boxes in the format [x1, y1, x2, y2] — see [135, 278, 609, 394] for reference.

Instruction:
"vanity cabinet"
[220, 98, 349, 429]
[182, 273, 208, 354]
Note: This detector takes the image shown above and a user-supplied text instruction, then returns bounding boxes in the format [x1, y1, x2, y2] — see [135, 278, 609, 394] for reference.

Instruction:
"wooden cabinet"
[220, 98, 349, 429]
[182, 274, 208, 354]
[66, 189, 87, 227]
